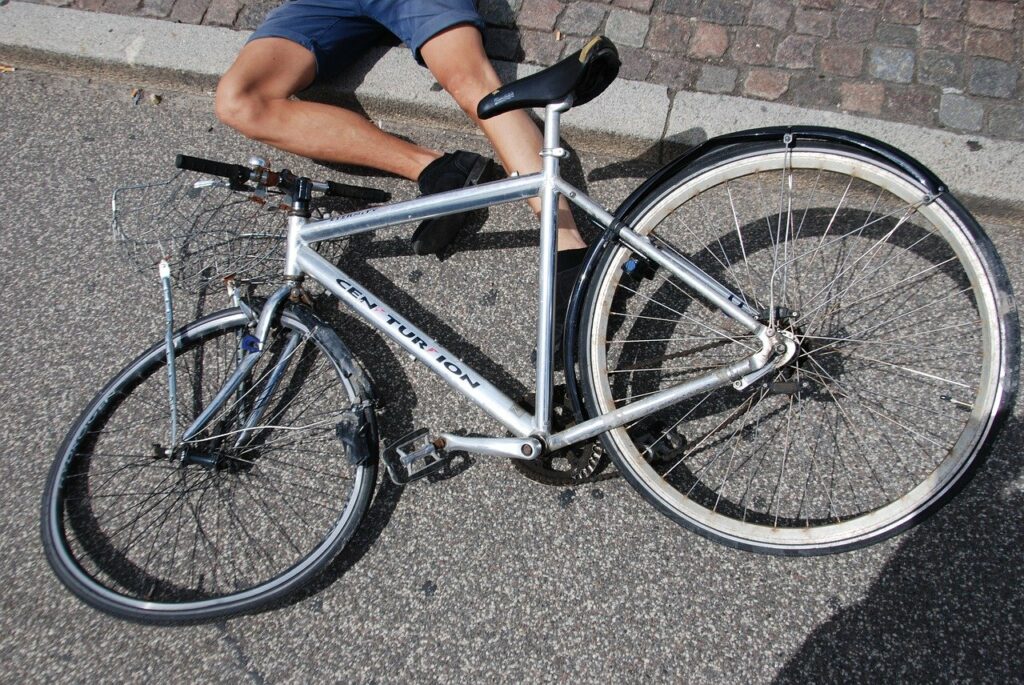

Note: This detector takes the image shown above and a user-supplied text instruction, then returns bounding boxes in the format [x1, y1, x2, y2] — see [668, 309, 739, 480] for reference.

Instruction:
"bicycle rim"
[42, 308, 375, 620]
[581, 145, 1015, 554]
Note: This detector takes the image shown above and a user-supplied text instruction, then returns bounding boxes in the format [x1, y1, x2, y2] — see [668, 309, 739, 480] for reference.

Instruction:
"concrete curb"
[2, 1, 1021, 220]
[666, 92, 1024, 220]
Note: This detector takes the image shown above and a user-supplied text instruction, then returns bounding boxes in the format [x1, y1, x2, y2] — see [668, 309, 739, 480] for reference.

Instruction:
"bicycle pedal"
[382, 428, 448, 484]
[637, 423, 687, 464]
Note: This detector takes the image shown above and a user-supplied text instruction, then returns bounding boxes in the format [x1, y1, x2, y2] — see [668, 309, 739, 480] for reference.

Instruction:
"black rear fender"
[562, 125, 949, 422]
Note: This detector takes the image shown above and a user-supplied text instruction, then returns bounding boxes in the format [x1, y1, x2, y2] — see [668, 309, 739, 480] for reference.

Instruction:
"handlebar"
[323, 180, 392, 203]
[174, 153, 392, 203]
[175, 154, 251, 190]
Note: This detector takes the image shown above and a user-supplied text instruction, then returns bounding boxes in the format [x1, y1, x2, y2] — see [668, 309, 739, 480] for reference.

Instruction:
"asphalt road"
[1, 68, 1022, 683]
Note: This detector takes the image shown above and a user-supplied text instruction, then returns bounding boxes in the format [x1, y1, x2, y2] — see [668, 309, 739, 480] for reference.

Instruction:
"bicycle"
[41, 37, 1019, 623]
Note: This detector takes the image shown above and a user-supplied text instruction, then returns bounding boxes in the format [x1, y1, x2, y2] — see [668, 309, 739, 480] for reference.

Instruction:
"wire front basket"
[112, 172, 288, 293]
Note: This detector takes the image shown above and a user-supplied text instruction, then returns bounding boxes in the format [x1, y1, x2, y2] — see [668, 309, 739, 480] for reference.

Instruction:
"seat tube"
[535, 100, 571, 434]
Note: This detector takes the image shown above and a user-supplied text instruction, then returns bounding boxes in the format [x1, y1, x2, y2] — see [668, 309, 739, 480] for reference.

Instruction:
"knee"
[215, 77, 266, 139]
[440, 69, 499, 120]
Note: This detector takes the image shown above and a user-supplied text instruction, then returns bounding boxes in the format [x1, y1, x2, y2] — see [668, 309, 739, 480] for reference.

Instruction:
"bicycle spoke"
[617, 283, 757, 352]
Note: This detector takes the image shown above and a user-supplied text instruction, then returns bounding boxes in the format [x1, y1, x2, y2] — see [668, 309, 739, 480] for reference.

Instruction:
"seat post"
[534, 99, 572, 435]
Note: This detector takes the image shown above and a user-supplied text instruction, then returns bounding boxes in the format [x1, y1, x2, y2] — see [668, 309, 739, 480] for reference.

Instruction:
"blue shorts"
[248, 0, 486, 77]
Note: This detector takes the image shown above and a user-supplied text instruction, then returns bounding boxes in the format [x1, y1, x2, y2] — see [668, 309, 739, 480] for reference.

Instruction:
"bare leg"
[420, 26, 586, 250]
[216, 38, 439, 181]
[217, 32, 586, 248]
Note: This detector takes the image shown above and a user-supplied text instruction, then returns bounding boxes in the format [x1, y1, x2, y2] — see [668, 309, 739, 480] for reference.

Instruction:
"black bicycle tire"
[578, 141, 1019, 555]
[41, 305, 378, 622]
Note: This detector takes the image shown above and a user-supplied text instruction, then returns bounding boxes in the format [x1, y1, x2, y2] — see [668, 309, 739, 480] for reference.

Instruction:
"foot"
[410, 151, 491, 257]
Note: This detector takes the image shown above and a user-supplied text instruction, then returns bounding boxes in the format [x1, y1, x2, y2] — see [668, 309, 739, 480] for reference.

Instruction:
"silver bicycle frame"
[187, 102, 777, 456]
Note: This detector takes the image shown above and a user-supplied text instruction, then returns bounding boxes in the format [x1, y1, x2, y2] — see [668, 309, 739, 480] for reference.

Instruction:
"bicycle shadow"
[274, 301, 416, 608]
[584, 128, 708, 183]
[774, 414, 1023, 682]
[598, 195, 1024, 675]
[275, 218, 543, 611]
[331, 227, 533, 398]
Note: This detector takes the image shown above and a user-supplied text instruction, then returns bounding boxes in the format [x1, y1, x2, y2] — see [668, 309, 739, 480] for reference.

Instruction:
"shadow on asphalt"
[585, 130, 707, 184]
[775, 416, 1024, 682]
[283, 476, 406, 611]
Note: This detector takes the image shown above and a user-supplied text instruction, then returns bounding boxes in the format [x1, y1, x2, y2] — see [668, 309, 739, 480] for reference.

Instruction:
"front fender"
[562, 125, 948, 423]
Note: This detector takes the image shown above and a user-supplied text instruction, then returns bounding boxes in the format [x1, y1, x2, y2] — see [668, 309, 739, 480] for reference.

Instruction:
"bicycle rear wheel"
[579, 141, 1018, 555]
[41, 305, 377, 622]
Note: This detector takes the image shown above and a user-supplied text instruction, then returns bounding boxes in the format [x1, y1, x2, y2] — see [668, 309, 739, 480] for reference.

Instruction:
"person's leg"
[419, 24, 587, 359]
[215, 38, 440, 181]
[419, 26, 586, 250]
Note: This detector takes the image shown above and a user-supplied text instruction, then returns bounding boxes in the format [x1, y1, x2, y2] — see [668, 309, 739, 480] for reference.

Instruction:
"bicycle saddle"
[477, 36, 620, 119]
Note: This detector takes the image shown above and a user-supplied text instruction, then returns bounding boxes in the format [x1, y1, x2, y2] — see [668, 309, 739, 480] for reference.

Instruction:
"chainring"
[511, 384, 613, 486]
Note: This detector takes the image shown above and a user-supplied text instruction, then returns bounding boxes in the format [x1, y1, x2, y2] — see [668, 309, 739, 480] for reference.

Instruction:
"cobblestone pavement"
[21, 0, 1024, 140]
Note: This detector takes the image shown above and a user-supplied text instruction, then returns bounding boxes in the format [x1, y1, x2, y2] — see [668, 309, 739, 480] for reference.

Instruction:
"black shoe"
[410, 151, 490, 257]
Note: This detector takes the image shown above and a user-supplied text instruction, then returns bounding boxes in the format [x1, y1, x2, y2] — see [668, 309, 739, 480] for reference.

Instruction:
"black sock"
[529, 248, 588, 366]
[557, 247, 587, 271]
[555, 248, 588, 321]
[416, 154, 449, 194]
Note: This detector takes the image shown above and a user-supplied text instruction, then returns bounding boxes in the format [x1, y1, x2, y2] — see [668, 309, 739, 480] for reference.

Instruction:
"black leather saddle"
[477, 36, 620, 120]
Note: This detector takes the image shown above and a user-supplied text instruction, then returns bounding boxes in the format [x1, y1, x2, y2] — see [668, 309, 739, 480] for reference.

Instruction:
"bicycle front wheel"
[580, 141, 1018, 555]
[41, 305, 377, 622]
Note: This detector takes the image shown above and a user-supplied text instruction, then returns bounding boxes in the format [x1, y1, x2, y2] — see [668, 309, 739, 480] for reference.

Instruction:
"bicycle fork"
[178, 284, 293, 447]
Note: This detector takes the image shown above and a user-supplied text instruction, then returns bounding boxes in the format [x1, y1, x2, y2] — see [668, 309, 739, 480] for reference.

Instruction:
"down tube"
[296, 246, 535, 437]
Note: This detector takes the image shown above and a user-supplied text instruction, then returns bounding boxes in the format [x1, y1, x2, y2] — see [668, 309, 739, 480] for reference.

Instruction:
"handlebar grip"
[325, 180, 391, 203]
[175, 154, 250, 188]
